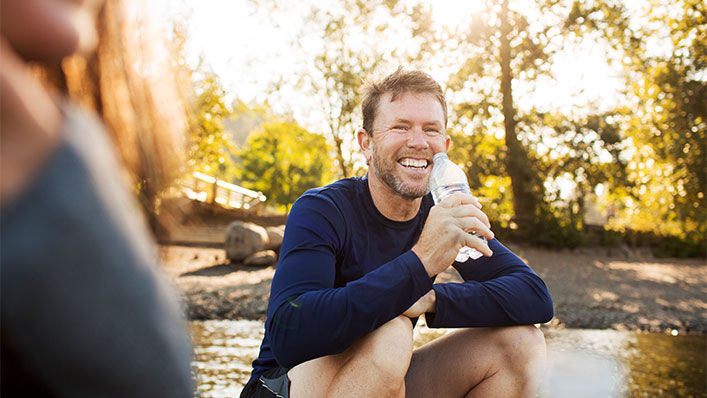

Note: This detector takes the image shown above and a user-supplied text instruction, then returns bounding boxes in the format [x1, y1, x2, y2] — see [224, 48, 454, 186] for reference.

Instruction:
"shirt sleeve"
[265, 194, 433, 369]
[426, 239, 554, 328]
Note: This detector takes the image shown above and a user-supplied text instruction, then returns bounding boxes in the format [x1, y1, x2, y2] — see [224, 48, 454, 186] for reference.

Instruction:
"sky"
[156, 0, 626, 130]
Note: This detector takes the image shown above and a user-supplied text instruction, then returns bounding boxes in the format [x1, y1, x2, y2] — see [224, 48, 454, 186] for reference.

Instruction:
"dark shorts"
[240, 367, 290, 398]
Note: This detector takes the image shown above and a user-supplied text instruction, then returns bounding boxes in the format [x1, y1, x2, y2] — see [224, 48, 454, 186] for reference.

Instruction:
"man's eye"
[392, 126, 408, 131]
[425, 129, 441, 135]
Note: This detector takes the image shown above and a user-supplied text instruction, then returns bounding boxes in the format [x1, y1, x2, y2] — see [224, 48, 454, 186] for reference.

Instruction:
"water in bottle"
[429, 152, 486, 261]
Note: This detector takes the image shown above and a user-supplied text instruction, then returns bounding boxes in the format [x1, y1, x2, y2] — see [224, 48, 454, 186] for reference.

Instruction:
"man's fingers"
[458, 216, 495, 240]
[451, 204, 491, 229]
[437, 192, 482, 209]
[464, 232, 493, 257]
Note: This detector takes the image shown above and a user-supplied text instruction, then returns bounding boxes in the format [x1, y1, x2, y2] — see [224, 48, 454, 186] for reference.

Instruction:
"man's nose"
[407, 128, 429, 148]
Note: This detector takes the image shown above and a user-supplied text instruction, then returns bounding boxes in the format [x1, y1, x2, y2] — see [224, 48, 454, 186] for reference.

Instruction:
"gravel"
[159, 244, 707, 334]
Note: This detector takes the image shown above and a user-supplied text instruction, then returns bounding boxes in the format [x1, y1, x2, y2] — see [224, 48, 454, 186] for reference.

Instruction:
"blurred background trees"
[237, 120, 333, 212]
[165, 0, 704, 257]
[188, 74, 240, 182]
[285, 0, 439, 177]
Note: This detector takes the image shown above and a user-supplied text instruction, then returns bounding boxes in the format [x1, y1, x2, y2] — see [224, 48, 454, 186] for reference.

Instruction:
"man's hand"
[403, 289, 436, 318]
[412, 192, 494, 277]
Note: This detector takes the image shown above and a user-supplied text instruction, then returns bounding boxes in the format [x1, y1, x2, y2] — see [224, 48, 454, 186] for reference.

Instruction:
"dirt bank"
[159, 244, 706, 334]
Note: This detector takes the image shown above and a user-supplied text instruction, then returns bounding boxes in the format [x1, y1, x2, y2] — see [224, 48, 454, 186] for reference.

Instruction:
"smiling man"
[241, 67, 554, 398]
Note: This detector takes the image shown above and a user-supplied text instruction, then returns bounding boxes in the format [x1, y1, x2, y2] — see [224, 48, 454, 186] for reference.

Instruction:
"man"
[242, 67, 553, 397]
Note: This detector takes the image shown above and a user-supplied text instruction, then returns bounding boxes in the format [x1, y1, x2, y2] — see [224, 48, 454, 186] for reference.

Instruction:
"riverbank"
[159, 244, 707, 334]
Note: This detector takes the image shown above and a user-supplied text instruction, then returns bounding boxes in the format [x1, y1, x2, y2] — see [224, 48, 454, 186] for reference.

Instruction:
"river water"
[190, 320, 706, 397]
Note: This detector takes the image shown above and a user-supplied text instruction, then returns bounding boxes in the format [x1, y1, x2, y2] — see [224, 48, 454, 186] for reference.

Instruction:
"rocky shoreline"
[159, 244, 707, 334]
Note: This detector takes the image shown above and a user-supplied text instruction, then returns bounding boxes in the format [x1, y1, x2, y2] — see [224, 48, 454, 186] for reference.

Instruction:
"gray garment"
[1, 102, 194, 397]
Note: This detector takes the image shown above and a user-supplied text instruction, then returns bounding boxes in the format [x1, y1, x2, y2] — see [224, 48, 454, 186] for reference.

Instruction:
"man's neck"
[367, 174, 422, 222]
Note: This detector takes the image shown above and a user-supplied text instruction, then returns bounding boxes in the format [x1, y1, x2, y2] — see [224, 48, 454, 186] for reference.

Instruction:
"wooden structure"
[179, 171, 266, 211]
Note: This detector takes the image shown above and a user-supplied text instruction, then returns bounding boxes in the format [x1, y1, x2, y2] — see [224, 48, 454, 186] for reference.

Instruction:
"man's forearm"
[267, 251, 433, 369]
[428, 272, 553, 328]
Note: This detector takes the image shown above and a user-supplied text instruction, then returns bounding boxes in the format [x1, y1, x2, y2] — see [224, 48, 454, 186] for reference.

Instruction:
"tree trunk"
[499, 0, 537, 227]
[333, 134, 350, 178]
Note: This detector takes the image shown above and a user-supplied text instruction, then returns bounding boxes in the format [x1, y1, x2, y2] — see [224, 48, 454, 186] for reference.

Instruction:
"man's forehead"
[379, 91, 445, 117]
[384, 90, 436, 103]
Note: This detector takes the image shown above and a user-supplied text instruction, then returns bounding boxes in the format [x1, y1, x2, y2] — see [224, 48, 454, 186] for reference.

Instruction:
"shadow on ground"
[181, 263, 265, 277]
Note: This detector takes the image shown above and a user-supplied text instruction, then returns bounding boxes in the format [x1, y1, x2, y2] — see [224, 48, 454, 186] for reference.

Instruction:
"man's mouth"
[398, 157, 430, 169]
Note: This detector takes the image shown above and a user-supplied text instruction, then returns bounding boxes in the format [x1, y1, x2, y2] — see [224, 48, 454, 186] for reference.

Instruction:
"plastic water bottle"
[429, 152, 486, 261]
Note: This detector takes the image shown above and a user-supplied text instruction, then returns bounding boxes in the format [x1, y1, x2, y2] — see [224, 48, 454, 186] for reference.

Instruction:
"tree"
[447, 128, 513, 227]
[617, 0, 704, 249]
[447, 0, 572, 236]
[237, 120, 334, 211]
[530, 111, 628, 230]
[170, 18, 241, 183]
[186, 74, 240, 182]
[556, 0, 705, 254]
[270, 0, 437, 178]
[445, 0, 651, 243]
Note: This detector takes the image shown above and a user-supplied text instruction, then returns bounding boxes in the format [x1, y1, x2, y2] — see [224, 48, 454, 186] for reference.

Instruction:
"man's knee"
[362, 316, 414, 380]
[289, 316, 413, 397]
[494, 325, 546, 371]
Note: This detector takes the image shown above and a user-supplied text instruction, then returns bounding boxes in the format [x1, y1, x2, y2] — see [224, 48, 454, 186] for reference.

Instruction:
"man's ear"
[445, 134, 451, 151]
[357, 129, 372, 162]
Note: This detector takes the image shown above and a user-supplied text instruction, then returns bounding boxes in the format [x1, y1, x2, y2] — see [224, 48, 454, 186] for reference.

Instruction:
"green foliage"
[169, 20, 240, 183]
[448, 130, 513, 227]
[448, 126, 586, 248]
[653, 235, 706, 259]
[477, 176, 515, 229]
[601, 228, 623, 247]
[281, 0, 437, 178]
[237, 120, 334, 211]
[448, 0, 567, 231]
[226, 99, 270, 147]
[186, 74, 240, 182]
[625, 0, 707, 241]
[526, 205, 587, 249]
[526, 110, 630, 237]
[171, 1, 705, 256]
[446, 0, 704, 256]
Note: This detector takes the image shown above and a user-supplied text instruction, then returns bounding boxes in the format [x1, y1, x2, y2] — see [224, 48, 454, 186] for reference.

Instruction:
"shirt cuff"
[403, 250, 434, 296]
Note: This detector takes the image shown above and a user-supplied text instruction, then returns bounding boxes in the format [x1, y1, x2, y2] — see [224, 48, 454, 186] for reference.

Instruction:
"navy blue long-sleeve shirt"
[248, 176, 553, 382]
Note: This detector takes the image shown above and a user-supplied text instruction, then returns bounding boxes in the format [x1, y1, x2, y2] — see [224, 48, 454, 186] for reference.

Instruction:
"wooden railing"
[180, 171, 266, 210]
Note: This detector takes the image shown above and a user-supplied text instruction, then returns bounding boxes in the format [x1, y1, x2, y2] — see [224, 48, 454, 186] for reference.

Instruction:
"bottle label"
[431, 183, 472, 204]
[430, 183, 486, 262]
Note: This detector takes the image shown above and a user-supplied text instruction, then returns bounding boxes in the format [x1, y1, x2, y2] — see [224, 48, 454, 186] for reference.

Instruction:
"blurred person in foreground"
[242, 68, 554, 398]
[0, 0, 193, 396]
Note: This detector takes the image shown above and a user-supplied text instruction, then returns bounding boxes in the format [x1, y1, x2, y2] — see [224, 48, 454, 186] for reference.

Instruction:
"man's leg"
[405, 325, 547, 398]
[288, 315, 414, 398]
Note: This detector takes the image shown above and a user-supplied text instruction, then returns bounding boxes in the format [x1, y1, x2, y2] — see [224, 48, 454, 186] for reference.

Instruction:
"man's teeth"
[399, 158, 428, 168]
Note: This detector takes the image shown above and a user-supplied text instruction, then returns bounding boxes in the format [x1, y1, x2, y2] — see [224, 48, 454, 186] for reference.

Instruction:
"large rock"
[265, 225, 286, 250]
[225, 221, 268, 262]
[244, 250, 277, 267]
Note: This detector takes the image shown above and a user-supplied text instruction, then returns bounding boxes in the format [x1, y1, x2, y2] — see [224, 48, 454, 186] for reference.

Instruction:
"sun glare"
[159, 0, 623, 125]
[429, 0, 483, 29]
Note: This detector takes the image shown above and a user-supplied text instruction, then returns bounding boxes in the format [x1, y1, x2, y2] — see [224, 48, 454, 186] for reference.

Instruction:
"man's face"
[363, 91, 450, 200]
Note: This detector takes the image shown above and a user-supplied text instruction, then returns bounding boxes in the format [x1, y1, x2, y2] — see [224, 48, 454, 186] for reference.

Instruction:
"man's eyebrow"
[422, 121, 444, 128]
[391, 118, 412, 125]
[391, 119, 443, 127]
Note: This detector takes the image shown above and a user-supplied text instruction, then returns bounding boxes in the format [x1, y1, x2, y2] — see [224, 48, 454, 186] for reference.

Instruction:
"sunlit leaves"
[187, 74, 240, 182]
[237, 120, 334, 211]
[270, 0, 437, 178]
[617, 0, 706, 244]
